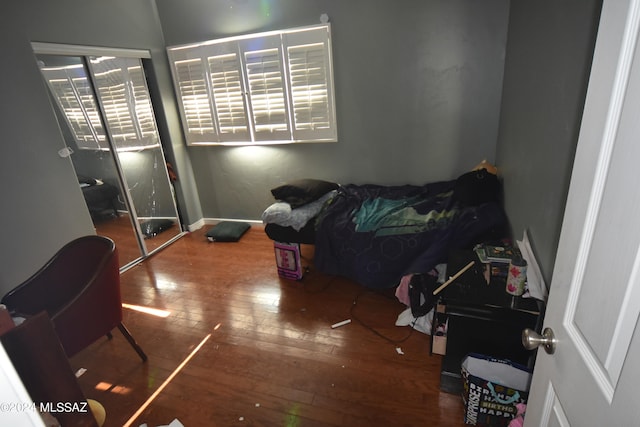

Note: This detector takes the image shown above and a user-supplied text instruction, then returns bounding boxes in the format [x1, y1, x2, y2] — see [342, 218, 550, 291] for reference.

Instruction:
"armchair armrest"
[2, 237, 118, 318]
[1, 272, 57, 317]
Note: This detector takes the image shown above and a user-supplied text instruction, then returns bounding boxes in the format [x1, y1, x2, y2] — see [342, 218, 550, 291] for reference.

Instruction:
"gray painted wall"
[155, 0, 510, 220]
[0, 5, 94, 292]
[496, 0, 601, 284]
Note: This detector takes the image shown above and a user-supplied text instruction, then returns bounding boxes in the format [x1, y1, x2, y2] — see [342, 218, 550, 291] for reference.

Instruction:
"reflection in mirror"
[36, 53, 183, 268]
[88, 55, 182, 254]
[37, 54, 142, 268]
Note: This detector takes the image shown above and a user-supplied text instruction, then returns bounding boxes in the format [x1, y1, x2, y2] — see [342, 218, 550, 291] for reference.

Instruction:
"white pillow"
[261, 202, 292, 224]
[262, 190, 337, 230]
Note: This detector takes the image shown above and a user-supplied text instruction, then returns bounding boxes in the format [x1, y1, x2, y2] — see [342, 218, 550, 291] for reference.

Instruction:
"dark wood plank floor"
[70, 226, 468, 427]
[93, 213, 182, 268]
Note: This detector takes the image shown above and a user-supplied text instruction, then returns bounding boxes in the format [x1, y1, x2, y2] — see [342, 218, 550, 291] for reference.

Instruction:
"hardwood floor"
[92, 214, 141, 267]
[92, 213, 182, 268]
[70, 226, 468, 426]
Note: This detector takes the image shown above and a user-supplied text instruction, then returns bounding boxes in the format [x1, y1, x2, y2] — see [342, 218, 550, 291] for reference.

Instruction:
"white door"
[525, 1, 640, 425]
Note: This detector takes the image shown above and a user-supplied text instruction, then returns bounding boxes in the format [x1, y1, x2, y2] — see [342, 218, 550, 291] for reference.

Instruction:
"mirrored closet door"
[35, 48, 183, 270]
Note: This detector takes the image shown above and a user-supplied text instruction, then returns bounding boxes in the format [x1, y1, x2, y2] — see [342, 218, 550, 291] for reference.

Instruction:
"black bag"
[453, 168, 500, 206]
[408, 273, 438, 317]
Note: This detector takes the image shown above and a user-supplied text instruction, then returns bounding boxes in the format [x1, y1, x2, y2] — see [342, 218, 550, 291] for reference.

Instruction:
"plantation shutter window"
[167, 23, 337, 146]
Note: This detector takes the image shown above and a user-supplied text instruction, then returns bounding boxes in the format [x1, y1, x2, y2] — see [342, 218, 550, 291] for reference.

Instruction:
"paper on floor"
[516, 229, 548, 301]
[395, 307, 433, 334]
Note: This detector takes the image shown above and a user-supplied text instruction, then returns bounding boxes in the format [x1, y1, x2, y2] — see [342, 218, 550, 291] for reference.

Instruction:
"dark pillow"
[453, 168, 500, 206]
[270, 179, 339, 208]
[206, 221, 251, 242]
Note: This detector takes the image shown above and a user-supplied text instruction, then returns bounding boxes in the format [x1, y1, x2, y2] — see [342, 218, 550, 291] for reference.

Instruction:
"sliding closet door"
[87, 56, 182, 253]
[36, 50, 183, 268]
[37, 54, 143, 268]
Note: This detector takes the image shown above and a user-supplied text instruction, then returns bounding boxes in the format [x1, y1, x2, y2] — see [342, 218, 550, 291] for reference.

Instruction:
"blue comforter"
[313, 180, 506, 289]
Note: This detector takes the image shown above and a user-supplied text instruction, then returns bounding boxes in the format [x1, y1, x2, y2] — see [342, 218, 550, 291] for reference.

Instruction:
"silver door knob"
[522, 327, 556, 354]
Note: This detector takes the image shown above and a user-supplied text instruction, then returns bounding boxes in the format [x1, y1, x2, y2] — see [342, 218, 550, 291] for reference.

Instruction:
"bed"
[263, 166, 506, 289]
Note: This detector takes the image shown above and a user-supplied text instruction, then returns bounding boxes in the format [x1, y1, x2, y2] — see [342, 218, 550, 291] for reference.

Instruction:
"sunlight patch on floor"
[122, 332, 214, 427]
[95, 382, 132, 395]
[122, 303, 172, 318]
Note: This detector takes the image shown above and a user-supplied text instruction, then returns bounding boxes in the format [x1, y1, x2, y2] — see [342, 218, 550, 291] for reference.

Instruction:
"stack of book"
[475, 245, 521, 264]
[474, 244, 522, 280]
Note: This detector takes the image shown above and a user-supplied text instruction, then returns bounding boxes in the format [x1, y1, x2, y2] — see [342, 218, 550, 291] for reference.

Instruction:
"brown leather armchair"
[1, 235, 147, 362]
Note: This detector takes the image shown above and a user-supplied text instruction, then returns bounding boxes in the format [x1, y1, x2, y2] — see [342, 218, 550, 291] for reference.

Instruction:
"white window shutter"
[208, 54, 247, 136]
[284, 25, 337, 142]
[170, 51, 219, 144]
[239, 34, 291, 142]
[206, 41, 250, 142]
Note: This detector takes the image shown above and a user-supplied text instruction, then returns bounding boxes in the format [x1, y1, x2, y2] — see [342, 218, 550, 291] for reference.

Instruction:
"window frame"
[167, 23, 337, 146]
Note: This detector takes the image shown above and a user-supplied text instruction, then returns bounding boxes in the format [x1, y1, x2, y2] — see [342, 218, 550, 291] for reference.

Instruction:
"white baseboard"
[187, 218, 206, 231]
